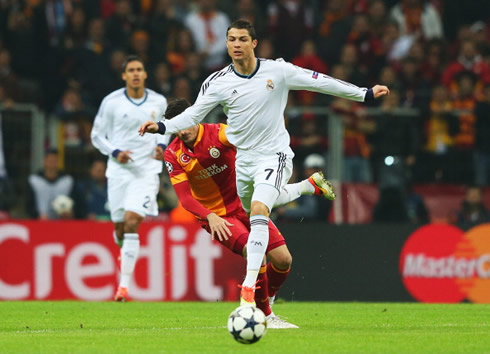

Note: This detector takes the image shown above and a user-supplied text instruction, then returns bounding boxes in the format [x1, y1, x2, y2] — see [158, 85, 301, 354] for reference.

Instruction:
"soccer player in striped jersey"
[91, 55, 169, 302]
[162, 98, 329, 328]
[139, 19, 389, 305]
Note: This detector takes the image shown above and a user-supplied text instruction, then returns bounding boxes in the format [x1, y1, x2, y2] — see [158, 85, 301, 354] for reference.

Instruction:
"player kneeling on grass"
[153, 98, 335, 329]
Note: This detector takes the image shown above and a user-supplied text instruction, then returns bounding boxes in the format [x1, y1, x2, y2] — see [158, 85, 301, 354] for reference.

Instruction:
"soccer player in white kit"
[139, 20, 389, 305]
[91, 55, 169, 301]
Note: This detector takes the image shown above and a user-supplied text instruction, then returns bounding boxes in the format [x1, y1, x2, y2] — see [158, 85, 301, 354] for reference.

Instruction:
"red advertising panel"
[400, 223, 490, 303]
[0, 221, 245, 301]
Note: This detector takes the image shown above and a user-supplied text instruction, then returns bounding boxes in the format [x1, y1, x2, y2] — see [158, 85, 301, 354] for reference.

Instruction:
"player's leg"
[116, 175, 159, 301]
[274, 171, 336, 207]
[264, 223, 298, 329]
[237, 153, 292, 305]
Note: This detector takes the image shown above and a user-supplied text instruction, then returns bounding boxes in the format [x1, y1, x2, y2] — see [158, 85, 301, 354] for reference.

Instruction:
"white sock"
[119, 233, 139, 289]
[300, 179, 315, 195]
[269, 295, 276, 308]
[274, 181, 315, 207]
[243, 215, 269, 288]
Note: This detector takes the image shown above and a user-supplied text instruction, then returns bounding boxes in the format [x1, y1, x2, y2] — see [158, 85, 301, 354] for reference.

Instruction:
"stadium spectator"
[170, 76, 192, 103]
[148, 0, 184, 62]
[450, 71, 477, 184]
[389, 0, 443, 40]
[291, 40, 328, 105]
[290, 113, 327, 164]
[75, 158, 110, 220]
[382, 21, 415, 63]
[474, 83, 490, 186]
[181, 52, 207, 100]
[331, 97, 373, 183]
[347, 13, 384, 79]
[149, 62, 172, 97]
[231, 0, 267, 39]
[256, 37, 275, 59]
[456, 185, 490, 230]
[367, 0, 388, 39]
[0, 48, 21, 102]
[418, 84, 456, 183]
[442, 40, 490, 88]
[369, 90, 417, 189]
[184, 0, 230, 71]
[104, 0, 139, 50]
[315, 0, 353, 65]
[62, 6, 88, 51]
[26, 149, 76, 220]
[267, 0, 313, 61]
[338, 43, 369, 87]
[397, 56, 431, 108]
[166, 28, 196, 75]
[129, 30, 151, 67]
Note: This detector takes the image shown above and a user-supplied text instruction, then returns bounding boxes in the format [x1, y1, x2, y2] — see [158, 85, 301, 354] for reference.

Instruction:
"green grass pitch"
[1, 301, 489, 353]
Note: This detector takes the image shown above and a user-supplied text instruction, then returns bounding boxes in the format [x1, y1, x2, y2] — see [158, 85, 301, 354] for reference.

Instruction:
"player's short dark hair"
[122, 55, 144, 73]
[227, 19, 257, 41]
[165, 98, 191, 119]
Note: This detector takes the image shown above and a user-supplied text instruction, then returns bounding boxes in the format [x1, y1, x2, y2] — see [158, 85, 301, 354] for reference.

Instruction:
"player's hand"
[139, 121, 159, 136]
[117, 150, 133, 164]
[207, 213, 233, 241]
[372, 85, 390, 98]
[154, 145, 165, 160]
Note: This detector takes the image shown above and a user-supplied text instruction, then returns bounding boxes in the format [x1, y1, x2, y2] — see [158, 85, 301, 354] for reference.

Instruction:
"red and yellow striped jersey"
[164, 123, 242, 217]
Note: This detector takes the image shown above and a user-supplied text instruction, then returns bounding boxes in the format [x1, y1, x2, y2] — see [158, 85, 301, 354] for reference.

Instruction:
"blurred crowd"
[1, 0, 490, 225]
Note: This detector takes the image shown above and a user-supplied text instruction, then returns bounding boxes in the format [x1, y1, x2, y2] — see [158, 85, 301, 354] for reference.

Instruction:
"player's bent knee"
[123, 212, 143, 233]
[250, 201, 270, 216]
[268, 246, 292, 270]
[251, 183, 280, 215]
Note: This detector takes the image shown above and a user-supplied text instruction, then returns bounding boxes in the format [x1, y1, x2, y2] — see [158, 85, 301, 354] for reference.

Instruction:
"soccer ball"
[52, 195, 74, 215]
[227, 306, 267, 344]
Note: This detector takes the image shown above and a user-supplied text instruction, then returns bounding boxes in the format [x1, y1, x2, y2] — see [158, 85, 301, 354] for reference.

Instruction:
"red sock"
[267, 262, 290, 298]
[254, 265, 271, 316]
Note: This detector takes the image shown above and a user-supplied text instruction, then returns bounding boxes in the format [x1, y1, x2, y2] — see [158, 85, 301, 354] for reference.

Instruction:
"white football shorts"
[108, 174, 160, 222]
[235, 149, 293, 213]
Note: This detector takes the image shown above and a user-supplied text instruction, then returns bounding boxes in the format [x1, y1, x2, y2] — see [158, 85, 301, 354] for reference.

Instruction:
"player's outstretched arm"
[138, 120, 159, 136]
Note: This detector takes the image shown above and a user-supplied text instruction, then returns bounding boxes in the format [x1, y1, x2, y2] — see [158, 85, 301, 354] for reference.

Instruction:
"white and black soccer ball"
[52, 195, 74, 215]
[227, 306, 267, 344]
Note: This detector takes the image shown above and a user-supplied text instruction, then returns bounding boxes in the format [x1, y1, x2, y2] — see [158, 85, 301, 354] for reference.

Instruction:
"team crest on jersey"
[209, 147, 220, 158]
[266, 79, 275, 91]
[180, 154, 191, 164]
[165, 161, 173, 173]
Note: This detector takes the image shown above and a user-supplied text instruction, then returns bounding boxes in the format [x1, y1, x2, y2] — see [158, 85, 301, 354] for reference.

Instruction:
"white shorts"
[235, 150, 293, 212]
[108, 174, 160, 222]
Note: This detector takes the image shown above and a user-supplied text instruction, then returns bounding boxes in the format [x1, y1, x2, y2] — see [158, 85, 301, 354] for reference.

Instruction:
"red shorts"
[198, 209, 286, 255]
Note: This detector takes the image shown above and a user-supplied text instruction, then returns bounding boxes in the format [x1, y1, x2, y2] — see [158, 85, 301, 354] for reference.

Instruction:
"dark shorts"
[198, 209, 286, 255]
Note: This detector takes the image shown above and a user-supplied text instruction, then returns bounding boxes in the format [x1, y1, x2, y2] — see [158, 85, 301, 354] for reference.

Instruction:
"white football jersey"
[91, 88, 169, 178]
[162, 58, 369, 153]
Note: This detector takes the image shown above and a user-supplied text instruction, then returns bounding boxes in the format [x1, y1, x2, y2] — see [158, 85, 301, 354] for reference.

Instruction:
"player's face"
[176, 125, 200, 146]
[122, 60, 147, 89]
[226, 28, 257, 62]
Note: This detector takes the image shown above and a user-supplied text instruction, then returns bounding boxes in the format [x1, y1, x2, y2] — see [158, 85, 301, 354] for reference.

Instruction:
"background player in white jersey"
[91, 55, 168, 301]
[138, 20, 389, 305]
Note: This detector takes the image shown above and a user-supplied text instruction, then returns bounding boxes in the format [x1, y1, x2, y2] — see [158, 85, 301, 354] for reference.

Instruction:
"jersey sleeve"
[280, 60, 368, 102]
[156, 95, 170, 146]
[217, 124, 233, 147]
[164, 149, 188, 185]
[164, 148, 212, 219]
[161, 75, 222, 134]
[90, 96, 117, 155]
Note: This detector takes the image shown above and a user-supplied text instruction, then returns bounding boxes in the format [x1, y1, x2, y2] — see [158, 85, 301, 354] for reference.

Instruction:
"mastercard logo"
[400, 224, 490, 303]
